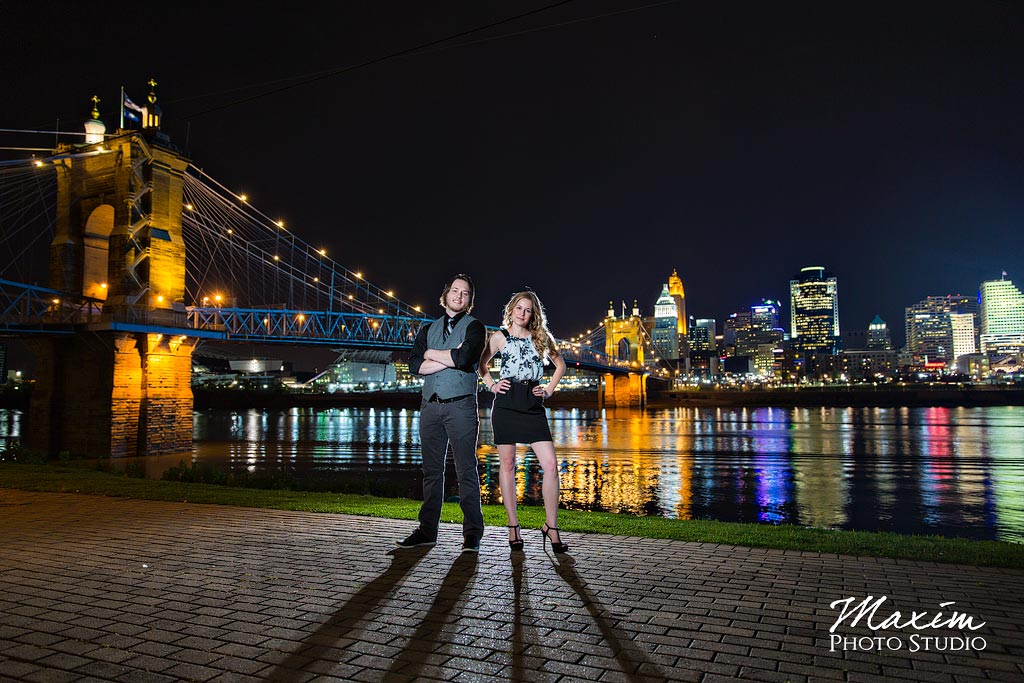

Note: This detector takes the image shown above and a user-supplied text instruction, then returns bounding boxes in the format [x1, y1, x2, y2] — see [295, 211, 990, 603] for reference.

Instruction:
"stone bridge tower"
[28, 87, 196, 458]
[600, 300, 647, 407]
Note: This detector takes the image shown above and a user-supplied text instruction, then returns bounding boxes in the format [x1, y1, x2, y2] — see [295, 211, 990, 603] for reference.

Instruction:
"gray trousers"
[418, 395, 484, 538]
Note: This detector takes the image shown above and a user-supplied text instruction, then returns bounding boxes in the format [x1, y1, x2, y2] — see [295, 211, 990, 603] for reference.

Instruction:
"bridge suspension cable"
[0, 157, 56, 285]
[182, 167, 423, 317]
[0, 152, 426, 319]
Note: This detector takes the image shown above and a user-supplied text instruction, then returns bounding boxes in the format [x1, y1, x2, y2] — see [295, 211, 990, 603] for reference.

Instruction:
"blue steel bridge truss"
[0, 278, 102, 334]
[188, 306, 425, 348]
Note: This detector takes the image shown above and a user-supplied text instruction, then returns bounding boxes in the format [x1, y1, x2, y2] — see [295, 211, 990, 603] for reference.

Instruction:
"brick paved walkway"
[0, 490, 1021, 683]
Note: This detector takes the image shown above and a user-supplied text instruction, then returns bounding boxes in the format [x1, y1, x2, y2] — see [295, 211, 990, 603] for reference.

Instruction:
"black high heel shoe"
[541, 523, 569, 554]
[508, 525, 524, 551]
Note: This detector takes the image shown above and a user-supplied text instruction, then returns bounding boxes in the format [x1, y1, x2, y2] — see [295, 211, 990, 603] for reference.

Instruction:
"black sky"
[3, 0, 1022, 349]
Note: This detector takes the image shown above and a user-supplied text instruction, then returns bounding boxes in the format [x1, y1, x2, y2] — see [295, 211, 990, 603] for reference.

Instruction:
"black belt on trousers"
[428, 393, 472, 404]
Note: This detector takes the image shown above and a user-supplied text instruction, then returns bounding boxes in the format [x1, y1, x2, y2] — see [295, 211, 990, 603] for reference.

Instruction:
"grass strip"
[2, 463, 1022, 569]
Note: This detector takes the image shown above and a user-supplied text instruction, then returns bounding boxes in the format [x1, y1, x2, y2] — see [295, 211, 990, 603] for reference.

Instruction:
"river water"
[3, 405, 1022, 542]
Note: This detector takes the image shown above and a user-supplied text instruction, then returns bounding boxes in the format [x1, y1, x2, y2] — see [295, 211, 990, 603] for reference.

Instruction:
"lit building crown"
[667, 268, 687, 335]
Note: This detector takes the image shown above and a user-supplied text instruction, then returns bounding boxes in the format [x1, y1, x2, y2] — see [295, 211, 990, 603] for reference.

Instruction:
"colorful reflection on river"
[3, 405, 1021, 542]
[195, 404, 1024, 542]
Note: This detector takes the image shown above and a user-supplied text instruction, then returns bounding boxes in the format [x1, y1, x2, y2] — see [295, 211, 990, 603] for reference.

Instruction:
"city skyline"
[633, 265, 1013, 352]
[2, 1, 1021, 345]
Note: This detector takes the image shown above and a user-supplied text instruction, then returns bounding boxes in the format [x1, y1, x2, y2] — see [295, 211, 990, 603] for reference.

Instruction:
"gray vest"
[421, 314, 480, 399]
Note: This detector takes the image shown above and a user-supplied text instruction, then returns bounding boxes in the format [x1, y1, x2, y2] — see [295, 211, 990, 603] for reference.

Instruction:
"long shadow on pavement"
[384, 552, 479, 680]
[264, 547, 431, 682]
[552, 554, 670, 683]
[510, 551, 528, 683]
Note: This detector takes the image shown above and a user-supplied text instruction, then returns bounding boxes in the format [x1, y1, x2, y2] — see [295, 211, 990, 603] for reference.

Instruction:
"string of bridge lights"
[181, 168, 427, 317]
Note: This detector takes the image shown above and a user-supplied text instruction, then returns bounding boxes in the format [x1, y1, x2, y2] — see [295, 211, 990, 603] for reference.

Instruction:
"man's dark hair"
[439, 273, 475, 312]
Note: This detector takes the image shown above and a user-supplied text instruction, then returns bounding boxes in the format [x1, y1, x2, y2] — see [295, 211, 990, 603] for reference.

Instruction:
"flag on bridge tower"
[121, 86, 143, 128]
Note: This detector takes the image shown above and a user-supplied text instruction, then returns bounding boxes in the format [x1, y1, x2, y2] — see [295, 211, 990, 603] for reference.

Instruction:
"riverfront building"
[840, 316, 897, 380]
[843, 315, 892, 351]
[979, 276, 1024, 355]
[868, 315, 893, 350]
[950, 313, 978, 360]
[789, 266, 840, 355]
[309, 350, 398, 392]
[904, 295, 977, 366]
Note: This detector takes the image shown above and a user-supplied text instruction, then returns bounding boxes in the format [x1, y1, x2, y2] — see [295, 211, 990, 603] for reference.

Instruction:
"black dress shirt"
[409, 312, 486, 375]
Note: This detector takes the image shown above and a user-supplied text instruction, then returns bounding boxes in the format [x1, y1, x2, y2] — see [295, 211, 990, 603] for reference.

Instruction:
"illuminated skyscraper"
[668, 269, 687, 336]
[789, 266, 840, 355]
[723, 311, 752, 355]
[950, 313, 977, 359]
[979, 275, 1024, 354]
[867, 315, 892, 350]
[751, 299, 781, 331]
[689, 318, 716, 352]
[745, 300, 784, 376]
[904, 295, 977, 365]
[652, 284, 680, 360]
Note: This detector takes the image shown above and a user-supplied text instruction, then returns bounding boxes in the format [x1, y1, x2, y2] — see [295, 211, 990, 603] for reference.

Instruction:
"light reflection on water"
[191, 404, 1023, 542]
[3, 405, 1022, 542]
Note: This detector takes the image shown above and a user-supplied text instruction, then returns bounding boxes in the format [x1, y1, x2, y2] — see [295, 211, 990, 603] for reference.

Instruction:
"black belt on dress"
[505, 379, 539, 386]
[428, 393, 472, 404]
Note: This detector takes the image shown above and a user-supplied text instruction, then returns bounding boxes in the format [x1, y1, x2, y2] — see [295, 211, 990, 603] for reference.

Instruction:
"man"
[397, 274, 487, 553]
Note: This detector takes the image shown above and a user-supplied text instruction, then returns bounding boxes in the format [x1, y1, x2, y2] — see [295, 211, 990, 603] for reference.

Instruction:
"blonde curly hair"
[501, 291, 560, 359]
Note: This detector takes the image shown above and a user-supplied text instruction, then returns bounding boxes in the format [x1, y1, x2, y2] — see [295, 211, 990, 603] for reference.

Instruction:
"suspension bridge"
[0, 98, 663, 457]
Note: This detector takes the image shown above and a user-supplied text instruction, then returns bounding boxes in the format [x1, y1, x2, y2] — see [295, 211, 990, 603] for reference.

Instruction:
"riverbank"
[656, 384, 1024, 408]
[191, 388, 600, 410]
[1, 462, 1021, 567]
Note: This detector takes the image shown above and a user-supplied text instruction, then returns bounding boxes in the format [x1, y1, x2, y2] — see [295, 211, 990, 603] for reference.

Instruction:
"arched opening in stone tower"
[83, 204, 113, 300]
[617, 337, 631, 362]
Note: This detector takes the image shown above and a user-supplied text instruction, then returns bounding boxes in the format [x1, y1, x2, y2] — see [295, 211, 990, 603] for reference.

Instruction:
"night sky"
[3, 0, 1022, 352]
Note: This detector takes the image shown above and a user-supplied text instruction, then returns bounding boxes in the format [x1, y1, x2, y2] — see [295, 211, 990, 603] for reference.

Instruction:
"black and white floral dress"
[491, 329, 553, 445]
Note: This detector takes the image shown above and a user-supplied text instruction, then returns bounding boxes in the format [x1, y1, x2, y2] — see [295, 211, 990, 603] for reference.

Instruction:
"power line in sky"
[179, 0, 582, 120]
[175, 0, 679, 121]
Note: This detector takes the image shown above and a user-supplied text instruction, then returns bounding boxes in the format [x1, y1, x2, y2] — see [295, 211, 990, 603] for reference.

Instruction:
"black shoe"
[396, 528, 436, 548]
[508, 524, 524, 551]
[542, 524, 569, 554]
[462, 536, 481, 553]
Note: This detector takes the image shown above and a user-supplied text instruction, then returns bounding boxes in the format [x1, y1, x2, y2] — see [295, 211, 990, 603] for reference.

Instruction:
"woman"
[479, 290, 569, 553]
